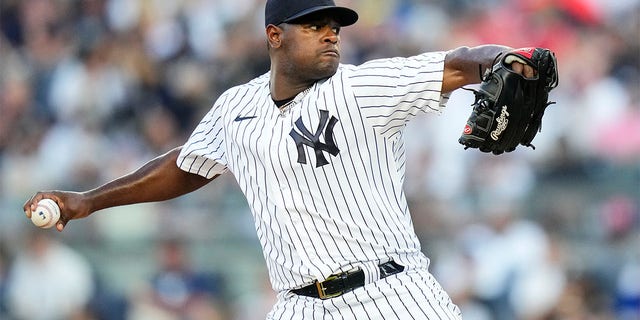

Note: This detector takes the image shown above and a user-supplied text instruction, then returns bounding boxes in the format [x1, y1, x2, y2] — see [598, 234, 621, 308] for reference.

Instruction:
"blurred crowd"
[0, 0, 638, 319]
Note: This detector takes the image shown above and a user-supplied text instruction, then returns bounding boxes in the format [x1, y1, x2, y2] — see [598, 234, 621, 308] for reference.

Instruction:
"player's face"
[279, 16, 342, 81]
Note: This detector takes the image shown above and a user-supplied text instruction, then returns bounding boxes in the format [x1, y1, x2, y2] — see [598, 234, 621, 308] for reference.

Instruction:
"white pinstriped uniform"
[178, 51, 462, 319]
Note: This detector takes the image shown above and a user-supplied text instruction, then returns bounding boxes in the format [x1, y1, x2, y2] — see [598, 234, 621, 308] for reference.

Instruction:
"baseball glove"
[458, 47, 559, 154]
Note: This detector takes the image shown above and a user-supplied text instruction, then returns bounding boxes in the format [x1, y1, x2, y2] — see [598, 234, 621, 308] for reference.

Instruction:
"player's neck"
[273, 96, 294, 108]
[269, 72, 314, 101]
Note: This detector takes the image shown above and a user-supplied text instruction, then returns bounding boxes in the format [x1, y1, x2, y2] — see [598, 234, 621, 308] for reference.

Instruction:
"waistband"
[291, 260, 404, 299]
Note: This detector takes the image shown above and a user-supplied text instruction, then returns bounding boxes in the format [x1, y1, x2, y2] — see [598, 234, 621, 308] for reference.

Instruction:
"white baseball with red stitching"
[31, 199, 61, 229]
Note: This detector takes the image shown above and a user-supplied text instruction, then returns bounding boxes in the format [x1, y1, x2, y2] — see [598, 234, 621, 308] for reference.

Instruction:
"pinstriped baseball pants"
[267, 267, 462, 319]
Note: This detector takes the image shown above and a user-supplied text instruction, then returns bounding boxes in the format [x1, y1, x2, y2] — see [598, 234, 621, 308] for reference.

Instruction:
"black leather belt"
[291, 260, 404, 299]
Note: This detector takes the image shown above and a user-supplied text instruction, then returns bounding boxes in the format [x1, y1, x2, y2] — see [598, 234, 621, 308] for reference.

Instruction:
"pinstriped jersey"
[178, 51, 450, 291]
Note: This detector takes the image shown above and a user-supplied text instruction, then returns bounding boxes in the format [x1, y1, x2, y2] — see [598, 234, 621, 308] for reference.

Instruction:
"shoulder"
[218, 72, 270, 102]
[356, 52, 447, 70]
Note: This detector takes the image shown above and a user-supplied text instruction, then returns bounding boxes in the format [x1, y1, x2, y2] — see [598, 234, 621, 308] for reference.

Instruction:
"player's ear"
[266, 24, 283, 48]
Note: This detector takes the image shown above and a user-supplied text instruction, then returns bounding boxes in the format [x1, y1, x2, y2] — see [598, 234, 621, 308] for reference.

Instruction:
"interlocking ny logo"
[289, 110, 340, 167]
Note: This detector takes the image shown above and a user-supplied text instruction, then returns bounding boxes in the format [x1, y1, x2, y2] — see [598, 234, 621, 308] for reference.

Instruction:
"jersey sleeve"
[177, 95, 229, 178]
[349, 51, 450, 136]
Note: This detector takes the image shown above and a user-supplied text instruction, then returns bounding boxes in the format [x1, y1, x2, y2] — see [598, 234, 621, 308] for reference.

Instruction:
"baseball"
[31, 199, 61, 229]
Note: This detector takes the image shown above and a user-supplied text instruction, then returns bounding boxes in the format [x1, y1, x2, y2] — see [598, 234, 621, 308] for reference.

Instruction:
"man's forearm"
[83, 147, 215, 213]
[442, 45, 511, 93]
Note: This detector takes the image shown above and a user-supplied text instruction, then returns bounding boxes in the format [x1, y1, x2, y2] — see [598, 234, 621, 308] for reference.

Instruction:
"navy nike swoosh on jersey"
[234, 115, 257, 122]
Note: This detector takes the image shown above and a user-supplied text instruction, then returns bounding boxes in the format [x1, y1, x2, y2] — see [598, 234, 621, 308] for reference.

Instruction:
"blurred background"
[0, 0, 638, 319]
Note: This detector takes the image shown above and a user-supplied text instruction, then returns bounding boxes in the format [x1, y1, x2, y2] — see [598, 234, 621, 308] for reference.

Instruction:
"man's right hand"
[23, 191, 92, 232]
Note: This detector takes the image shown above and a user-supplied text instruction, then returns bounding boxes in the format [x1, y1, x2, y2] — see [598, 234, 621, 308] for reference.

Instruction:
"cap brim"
[283, 6, 358, 26]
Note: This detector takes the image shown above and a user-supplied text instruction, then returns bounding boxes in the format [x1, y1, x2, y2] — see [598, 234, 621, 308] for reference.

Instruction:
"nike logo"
[234, 115, 257, 122]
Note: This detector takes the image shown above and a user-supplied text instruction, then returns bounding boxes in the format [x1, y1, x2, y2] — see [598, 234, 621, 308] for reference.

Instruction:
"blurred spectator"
[234, 271, 278, 320]
[0, 242, 10, 318]
[459, 203, 565, 320]
[127, 237, 227, 320]
[5, 231, 95, 320]
[615, 254, 640, 320]
[433, 251, 493, 320]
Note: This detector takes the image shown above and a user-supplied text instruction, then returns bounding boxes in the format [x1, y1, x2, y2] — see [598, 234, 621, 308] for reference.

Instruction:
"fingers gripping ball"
[31, 199, 61, 229]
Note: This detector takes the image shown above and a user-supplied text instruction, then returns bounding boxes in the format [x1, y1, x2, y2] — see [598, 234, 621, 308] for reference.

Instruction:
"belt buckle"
[315, 274, 344, 300]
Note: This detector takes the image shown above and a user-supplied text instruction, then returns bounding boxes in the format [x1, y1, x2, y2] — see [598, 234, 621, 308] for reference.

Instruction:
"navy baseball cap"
[265, 0, 358, 27]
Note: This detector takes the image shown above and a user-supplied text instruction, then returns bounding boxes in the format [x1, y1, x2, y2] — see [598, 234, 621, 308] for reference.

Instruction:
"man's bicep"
[350, 53, 448, 134]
